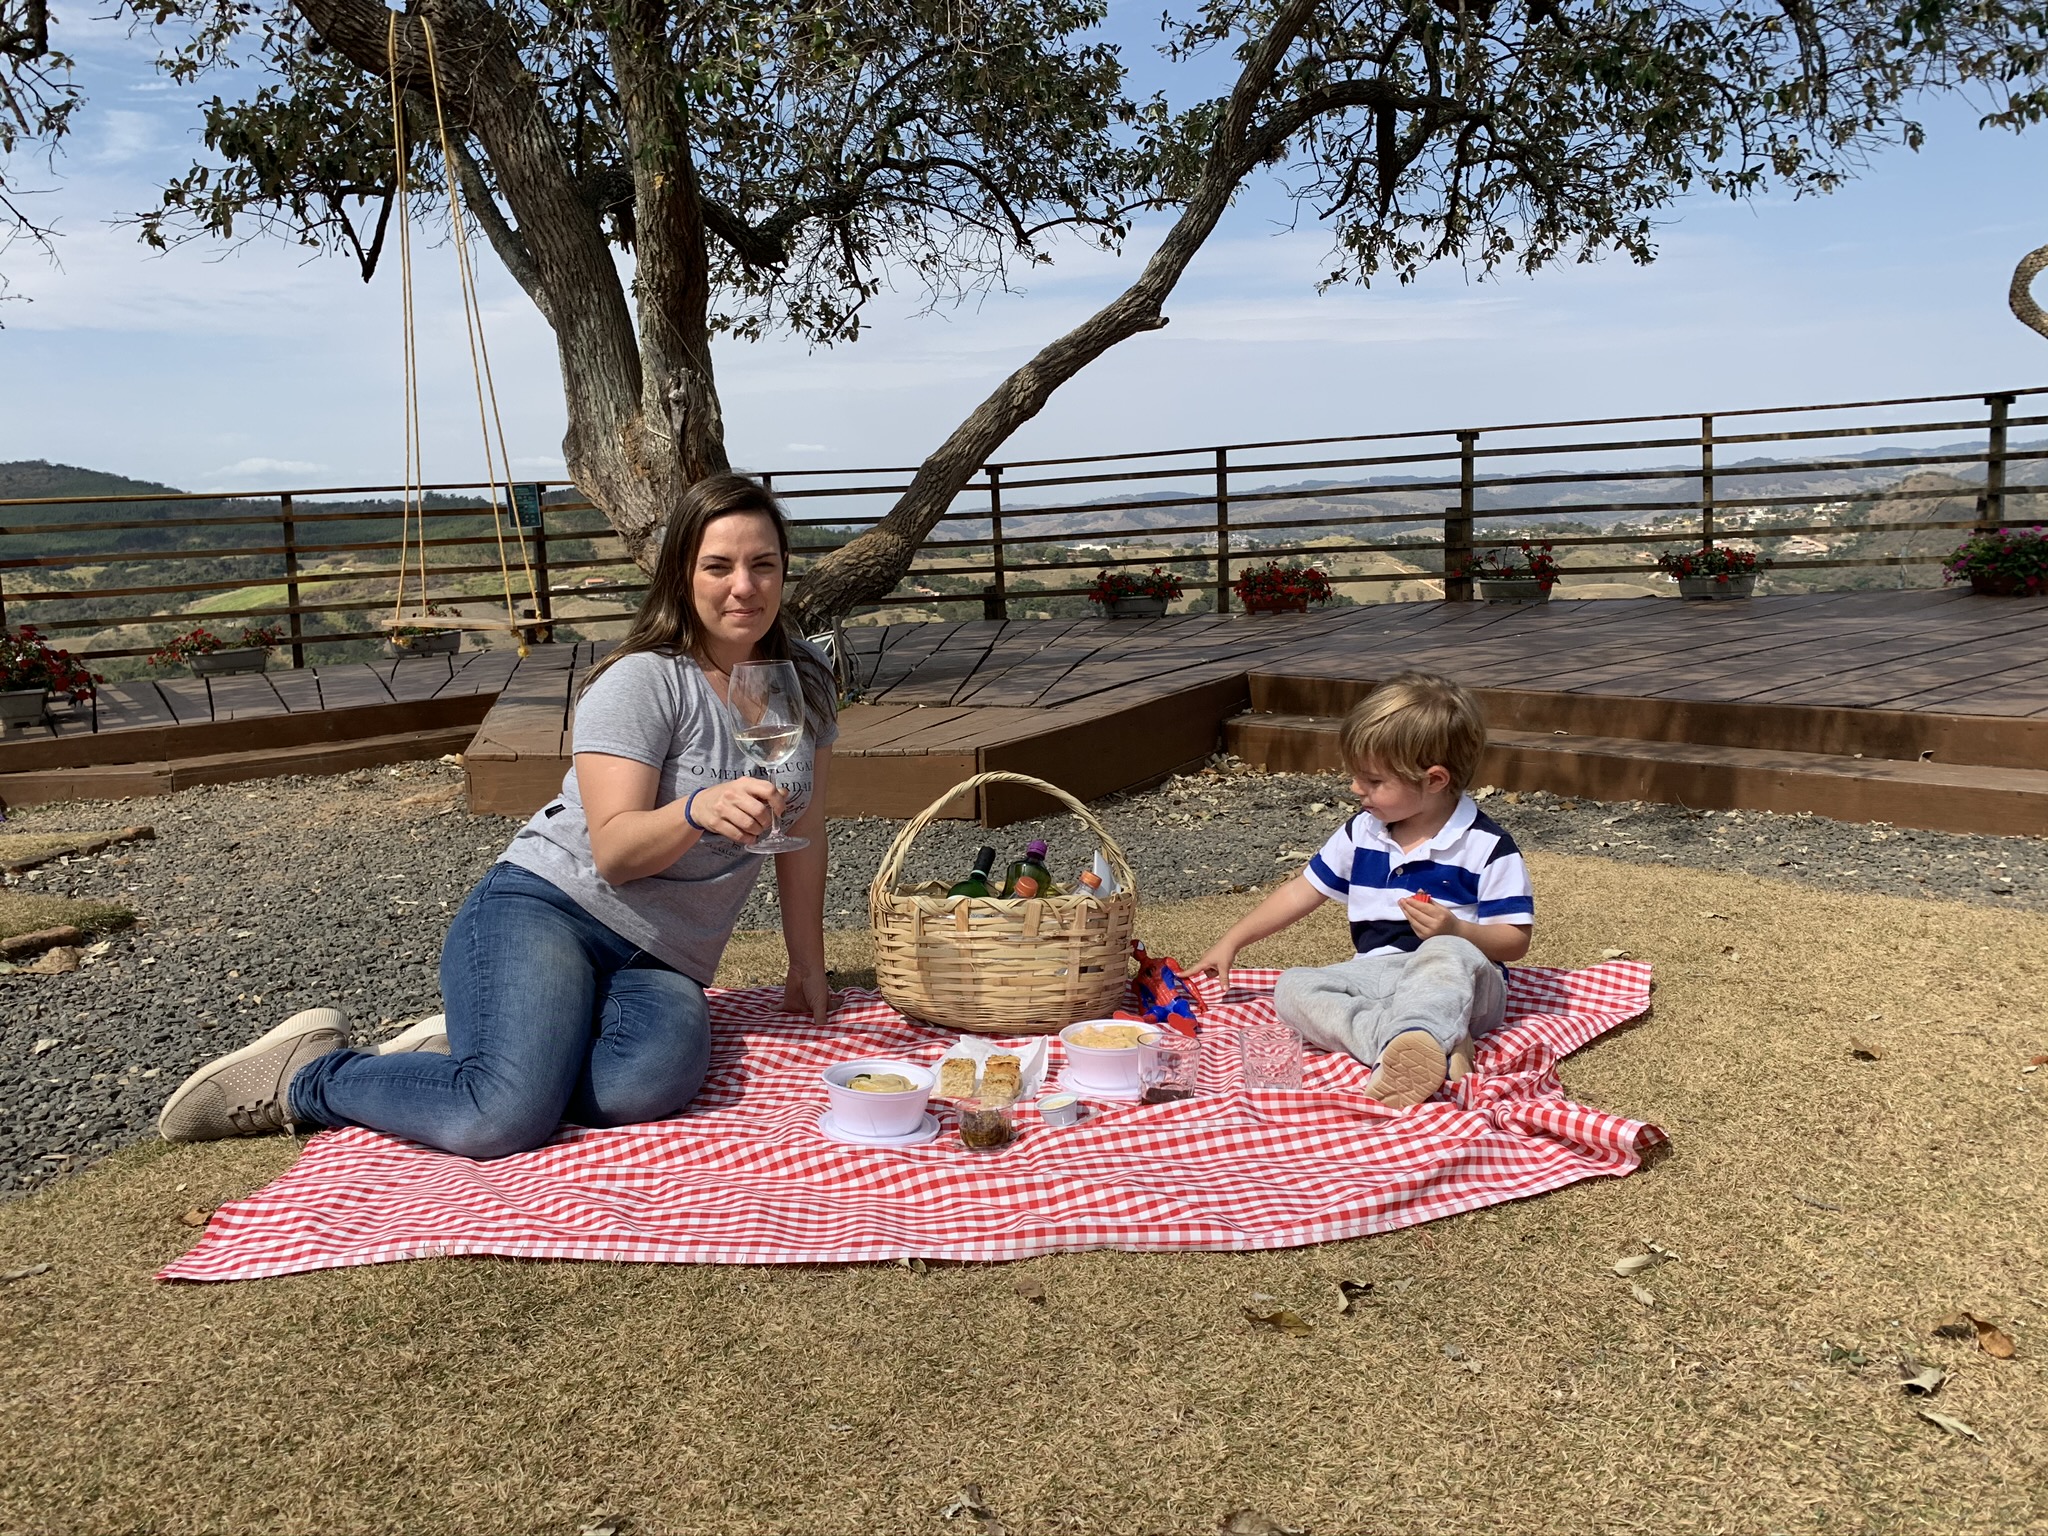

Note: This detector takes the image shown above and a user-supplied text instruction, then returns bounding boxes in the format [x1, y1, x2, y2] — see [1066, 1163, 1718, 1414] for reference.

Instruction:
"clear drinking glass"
[723, 658, 809, 854]
[1139, 1029, 1201, 1104]
[1239, 1018, 1305, 1090]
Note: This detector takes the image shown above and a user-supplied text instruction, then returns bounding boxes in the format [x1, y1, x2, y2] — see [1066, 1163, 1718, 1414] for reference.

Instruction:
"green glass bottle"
[948, 845, 999, 898]
[1000, 839, 1052, 899]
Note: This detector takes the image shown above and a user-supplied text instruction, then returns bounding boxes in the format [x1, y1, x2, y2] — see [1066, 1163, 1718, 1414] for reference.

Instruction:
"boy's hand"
[1190, 943, 1237, 981]
[1399, 894, 1461, 941]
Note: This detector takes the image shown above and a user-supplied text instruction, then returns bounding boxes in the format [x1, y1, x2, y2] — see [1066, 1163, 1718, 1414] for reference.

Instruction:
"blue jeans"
[289, 863, 712, 1159]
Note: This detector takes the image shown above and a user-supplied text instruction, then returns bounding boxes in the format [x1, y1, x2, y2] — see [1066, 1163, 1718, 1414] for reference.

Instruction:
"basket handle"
[869, 770, 1139, 901]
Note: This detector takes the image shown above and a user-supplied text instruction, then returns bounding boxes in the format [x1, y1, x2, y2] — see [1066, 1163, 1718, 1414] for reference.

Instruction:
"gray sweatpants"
[1272, 935, 1506, 1068]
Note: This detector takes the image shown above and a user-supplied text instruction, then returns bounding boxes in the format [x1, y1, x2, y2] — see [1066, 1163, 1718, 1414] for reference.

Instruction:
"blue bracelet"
[683, 788, 706, 831]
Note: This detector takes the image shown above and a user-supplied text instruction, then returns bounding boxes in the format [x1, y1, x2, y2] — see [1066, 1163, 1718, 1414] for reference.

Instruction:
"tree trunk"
[787, 0, 1319, 631]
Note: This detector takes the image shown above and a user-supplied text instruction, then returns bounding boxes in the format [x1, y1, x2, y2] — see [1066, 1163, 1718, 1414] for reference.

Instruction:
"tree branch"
[789, 0, 1324, 628]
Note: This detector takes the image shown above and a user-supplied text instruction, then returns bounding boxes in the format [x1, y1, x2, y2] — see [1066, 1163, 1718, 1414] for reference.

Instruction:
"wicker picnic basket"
[870, 771, 1138, 1035]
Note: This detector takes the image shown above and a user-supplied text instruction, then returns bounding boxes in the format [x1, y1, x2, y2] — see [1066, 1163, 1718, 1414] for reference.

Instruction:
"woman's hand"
[690, 776, 787, 844]
[780, 961, 837, 1027]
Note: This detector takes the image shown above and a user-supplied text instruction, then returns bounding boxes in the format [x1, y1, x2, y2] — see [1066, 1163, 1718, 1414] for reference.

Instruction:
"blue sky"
[3, 5, 2048, 496]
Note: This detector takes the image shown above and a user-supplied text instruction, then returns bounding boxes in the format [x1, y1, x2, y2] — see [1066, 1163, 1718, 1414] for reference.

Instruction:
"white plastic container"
[820, 1059, 935, 1138]
[1057, 1021, 1156, 1097]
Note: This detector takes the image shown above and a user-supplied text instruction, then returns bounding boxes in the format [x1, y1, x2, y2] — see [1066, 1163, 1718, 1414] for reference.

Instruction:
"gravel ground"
[4, 755, 2044, 1195]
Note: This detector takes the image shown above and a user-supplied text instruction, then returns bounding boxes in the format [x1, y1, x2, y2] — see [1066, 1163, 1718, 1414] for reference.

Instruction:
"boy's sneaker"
[156, 1008, 348, 1142]
[377, 1015, 450, 1055]
[1448, 1038, 1475, 1083]
[1363, 1029, 1448, 1109]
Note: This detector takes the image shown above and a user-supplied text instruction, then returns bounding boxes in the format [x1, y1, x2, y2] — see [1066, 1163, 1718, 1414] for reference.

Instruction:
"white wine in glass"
[724, 658, 810, 854]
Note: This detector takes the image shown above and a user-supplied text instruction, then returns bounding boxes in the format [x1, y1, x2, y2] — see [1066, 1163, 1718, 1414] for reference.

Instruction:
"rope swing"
[383, 12, 541, 656]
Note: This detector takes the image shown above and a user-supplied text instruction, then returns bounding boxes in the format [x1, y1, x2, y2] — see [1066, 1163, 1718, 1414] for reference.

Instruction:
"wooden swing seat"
[377, 614, 525, 633]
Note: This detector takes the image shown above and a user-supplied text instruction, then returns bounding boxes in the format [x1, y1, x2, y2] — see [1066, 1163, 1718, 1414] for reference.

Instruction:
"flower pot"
[1677, 574, 1756, 600]
[1099, 596, 1169, 620]
[1967, 571, 2040, 597]
[190, 646, 270, 676]
[1475, 577, 1550, 605]
[390, 630, 463, 656]
[0, 687, 50, 734]
[1238, 596, 1310, 615]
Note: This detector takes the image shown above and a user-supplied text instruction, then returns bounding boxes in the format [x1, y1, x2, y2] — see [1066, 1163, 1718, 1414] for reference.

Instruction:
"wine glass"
[723, 658, 810, 854]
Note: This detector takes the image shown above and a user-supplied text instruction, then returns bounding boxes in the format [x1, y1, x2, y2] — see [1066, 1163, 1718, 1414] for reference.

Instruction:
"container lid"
[1026, 840, 1048, 856]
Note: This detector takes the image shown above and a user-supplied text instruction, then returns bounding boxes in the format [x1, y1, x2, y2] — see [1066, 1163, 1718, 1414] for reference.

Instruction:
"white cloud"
[783, 442, 829, 453]
[511, 454, 567, 471]
[206, 457, 329, 479]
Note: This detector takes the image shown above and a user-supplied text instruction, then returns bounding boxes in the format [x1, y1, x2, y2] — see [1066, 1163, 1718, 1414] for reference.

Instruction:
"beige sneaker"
[156, 1008, 348, 1142]
[1447, 1037, 1475, 1083]
[1363, 1029, 1448, 1109]
[377, 1015, 450, 1055]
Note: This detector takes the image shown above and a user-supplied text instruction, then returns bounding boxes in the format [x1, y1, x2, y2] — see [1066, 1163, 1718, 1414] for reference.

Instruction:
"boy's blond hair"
[1338, 672, 1487, 791]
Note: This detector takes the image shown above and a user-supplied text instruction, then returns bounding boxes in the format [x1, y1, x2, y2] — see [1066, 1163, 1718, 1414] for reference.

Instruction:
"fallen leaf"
[1822, 1343, 1869, 1367]
[940, 1484, 1007, 1536]
[1973, 1317, 2018, 1360]
[1720, 945, 1739, 959]
[179, 1207, 211, 1229]
[1243, 1306, 1314, 1338]
[2030, 1054, 2048, 1067]
[1643, 1239, 1681, 1261]
[1012, 1277, 1046, 1305]
[1847, 1038, 1884, 1061]
[1899, 1359, 1947, 1396]
[1219, 1511, 1306, 1536]
[1462, 1359, 1483, 1374]
[1916, 1407, 1982, 1441]
[1334, 1279, 1374, 1313]
[2, 1263, 51, 1283]
[1701, 911, 1733, 920]
[1933, 1313, 1978, 1340]
[578, 1523, 621, 1536]
[29, 1039, 58, 1057]
[1628, 1282, 1656, 1307]
[1613, 1253, 1658, 1277]
[1599, 948, 1631, 960]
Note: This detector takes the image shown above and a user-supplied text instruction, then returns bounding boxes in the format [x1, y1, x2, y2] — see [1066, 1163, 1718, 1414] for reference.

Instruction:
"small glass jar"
[1239, 1017, 1305, 1090]
[1139, 1029, 1200, 1104]
[957, 1097, 1016, 1151]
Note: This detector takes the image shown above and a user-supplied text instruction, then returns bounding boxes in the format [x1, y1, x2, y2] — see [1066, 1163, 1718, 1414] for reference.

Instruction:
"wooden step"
[0, 726, 482, 808]
[1224, 713, 2048, 836]
[1246, 674, 2048, 771]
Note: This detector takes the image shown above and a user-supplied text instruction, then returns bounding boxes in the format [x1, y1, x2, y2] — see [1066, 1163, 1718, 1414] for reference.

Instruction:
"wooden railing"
[3, 384, 2043, 665]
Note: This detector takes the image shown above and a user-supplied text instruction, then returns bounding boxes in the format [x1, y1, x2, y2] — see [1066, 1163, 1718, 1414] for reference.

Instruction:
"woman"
[157, 475, 838, 1159]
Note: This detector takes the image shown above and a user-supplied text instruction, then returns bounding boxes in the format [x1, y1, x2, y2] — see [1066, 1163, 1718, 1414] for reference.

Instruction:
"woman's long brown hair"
[576, 474, 835, 723]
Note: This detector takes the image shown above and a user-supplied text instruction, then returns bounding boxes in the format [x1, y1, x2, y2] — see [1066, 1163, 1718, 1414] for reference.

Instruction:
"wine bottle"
[1001, 839, 1052, 898]
[948, 845, 999, 898]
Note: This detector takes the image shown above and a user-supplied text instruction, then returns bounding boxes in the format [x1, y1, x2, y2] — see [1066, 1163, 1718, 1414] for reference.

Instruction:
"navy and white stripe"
[1302, 794, 1534, 959]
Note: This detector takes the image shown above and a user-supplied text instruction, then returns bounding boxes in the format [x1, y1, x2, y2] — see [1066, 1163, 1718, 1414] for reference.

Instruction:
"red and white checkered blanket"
[159, 962, 1659, 1282]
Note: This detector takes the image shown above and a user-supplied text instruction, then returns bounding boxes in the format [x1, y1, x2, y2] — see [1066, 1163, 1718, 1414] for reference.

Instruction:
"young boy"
[1192, 672, 1532, 1108]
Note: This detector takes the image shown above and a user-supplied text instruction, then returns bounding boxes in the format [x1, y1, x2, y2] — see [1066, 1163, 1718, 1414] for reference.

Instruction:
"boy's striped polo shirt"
[1302, 793, 1535, 959]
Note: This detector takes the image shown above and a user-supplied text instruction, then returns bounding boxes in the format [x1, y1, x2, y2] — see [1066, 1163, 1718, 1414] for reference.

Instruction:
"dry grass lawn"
[0, 889, 133, 945]
[3, 852, 2044, 1535]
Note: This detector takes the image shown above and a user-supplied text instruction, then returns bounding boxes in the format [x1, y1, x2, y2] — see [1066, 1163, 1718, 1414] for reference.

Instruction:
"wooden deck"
[6, 593, 2046, 831]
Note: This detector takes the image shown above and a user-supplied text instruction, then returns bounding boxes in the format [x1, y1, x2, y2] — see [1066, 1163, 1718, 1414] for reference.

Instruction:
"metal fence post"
[1700, 415, 1716, 549]
[1982, 393, 2014, 530]
[280, 494, 305, 668]
[1444, 431, 1477, 601]
[1214, 447, 1232, 613]
[986, 465, 1007, 620]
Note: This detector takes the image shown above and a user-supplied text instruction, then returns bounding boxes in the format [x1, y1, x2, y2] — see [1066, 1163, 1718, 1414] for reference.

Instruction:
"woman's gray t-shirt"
[498, 646, 838, 983]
